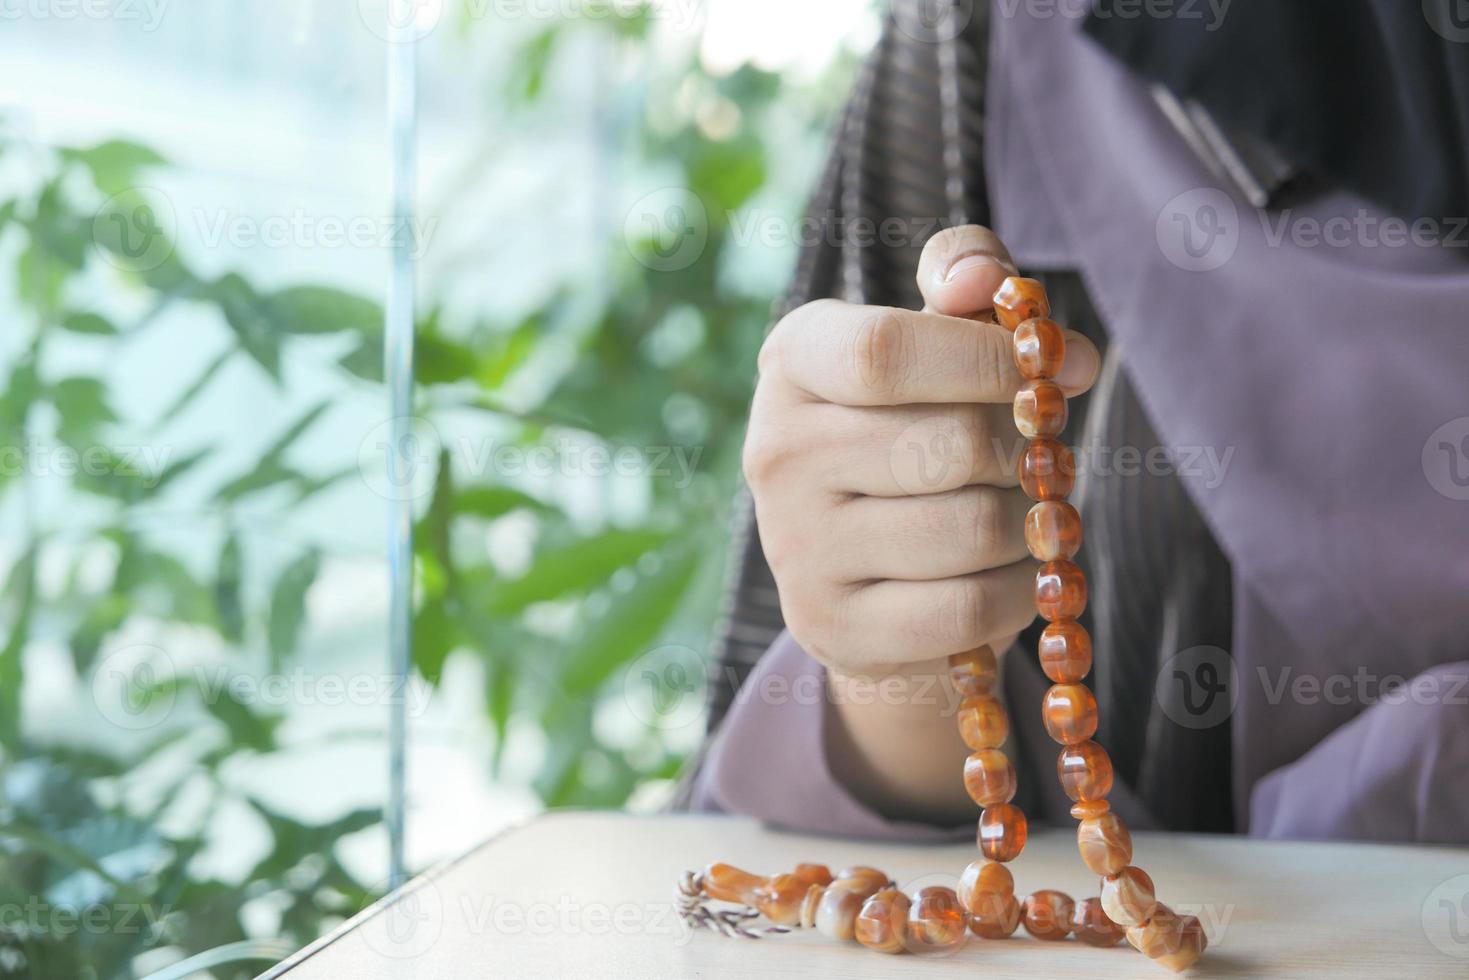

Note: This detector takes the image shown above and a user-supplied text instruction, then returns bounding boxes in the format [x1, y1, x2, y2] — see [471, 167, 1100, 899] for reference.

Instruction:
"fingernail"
[1056, 335, 1100, 391]
[942, 251, 1015, 282]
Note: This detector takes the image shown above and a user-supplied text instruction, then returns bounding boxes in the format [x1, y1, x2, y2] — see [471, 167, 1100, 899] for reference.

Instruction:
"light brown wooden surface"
[262, 811, 1469, 979]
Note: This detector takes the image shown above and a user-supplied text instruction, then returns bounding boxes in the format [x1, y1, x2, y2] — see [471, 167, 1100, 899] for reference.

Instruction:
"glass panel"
[395, 0, 878, 862]
[0, 5, 392, 977]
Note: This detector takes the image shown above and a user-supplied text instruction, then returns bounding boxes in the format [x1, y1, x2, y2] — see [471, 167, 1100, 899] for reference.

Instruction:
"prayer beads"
[681, 276, 1209, 973]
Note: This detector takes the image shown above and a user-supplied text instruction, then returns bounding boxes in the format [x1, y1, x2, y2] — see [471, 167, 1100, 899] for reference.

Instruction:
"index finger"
[766, 299, 1067, 407]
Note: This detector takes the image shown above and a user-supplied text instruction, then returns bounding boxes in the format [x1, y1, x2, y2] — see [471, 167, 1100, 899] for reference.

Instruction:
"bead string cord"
[678, 278, 1212, 972]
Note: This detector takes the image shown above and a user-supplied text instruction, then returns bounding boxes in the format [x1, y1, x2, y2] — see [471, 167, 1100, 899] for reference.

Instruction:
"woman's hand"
[741, 225, 1100, 820]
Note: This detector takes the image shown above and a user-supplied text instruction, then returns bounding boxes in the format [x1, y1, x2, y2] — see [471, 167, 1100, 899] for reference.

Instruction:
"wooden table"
[261, 811, 1469, 978]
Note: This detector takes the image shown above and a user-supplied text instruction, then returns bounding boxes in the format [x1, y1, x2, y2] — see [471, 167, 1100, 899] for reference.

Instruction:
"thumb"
[917, 225, 1102, 395]
[916, 225, 1018, 317]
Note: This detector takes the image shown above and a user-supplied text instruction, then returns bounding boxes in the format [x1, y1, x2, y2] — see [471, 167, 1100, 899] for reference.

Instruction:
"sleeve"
[1248, 662, 1469, 843]
[687, 630, 971, 842]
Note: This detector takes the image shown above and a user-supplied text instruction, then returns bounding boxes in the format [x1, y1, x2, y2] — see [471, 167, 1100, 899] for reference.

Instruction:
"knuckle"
[975, 327, 1014, 400]
[968, 488, 1006, 565]
[939, 577, 986, 650]
[851, 310, 912, 398]
[741, 420, 789, 489]
[954, 406, 991, 482]
[778, 580, 837, 659]
[758, 309, 796, 376]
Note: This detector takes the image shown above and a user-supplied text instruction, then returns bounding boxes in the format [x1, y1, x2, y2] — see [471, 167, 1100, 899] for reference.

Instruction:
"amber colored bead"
[1129, 910, 1208, 973]
[1145, 910, 1204, 975]
[1078, 812, 1133, 876]
[800, 876, 886, 940]
[1035, 559, 1087, 621]
[1057, 739, 1113, 802]
[957, 696, 1008, 750]
[1072, 896, 1126, 947]
[752, 873, 810, 925]
[968, 892, 1022, 939]
[905, 886, 968, 953]
[963, 749, 1017, 807]
[1038, 620, 1092, 682]
[957, 859, 1014, 915]
[1014, 380, 1068, 439]
[977, 803, 1028, 862]
[1042, 683, 1098, 744]
[1017, 437, 1076, 501]
[855, 888, 911, 954]
[993, 276, 1050, 331]
[1013, 317, 1065, 380]
[702, 863, 764, 904]
[834, 866, 890, 894]
[1025, 500, 1083, 561]
[947, 645, 998, 698]
[1021, 890, 1075, 941]
[1101, 866, 1158, 927]
[1076, 803, 1113, 824]
[793, 863, 833, 887]
[1126, 903, 1176, 957]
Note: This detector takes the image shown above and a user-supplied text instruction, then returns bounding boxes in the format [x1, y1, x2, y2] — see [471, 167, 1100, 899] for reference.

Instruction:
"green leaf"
[267, 549, 320, 668]
[509, 26, 559, 104]
[216, 532, 244, 645]
[561, 546, 700, 695]
[113, 539, 218, 627]
[416, 329, 481, 385]
[60, 139, 167, 197]
[154, 345, 236, 427]
[455, 485, 550, 520]
[208, 273, 282, 379]
[60, 311, 117, 335]
[478, 315, 541, 389]
[266, 285, 381, 335]
[73, 446, 209, 503]
[51, 376, 117, 446]
[337, 334, 383, 383]
[488, 527, 673, 614]
[214, 402, 329, 501]
[215, 459, 297, 502]
[203, 687, 280, 753]
[418, 448, 456, 591]
[412, 595, 461, 686]
[17, 240, 68, 312]
[0, 548, 37, 745]
[487, 655, 515, 772]
[68, 593, 129, 675]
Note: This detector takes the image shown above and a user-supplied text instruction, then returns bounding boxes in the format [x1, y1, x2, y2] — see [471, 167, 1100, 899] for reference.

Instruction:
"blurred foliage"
[0, 4, 862, 978]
